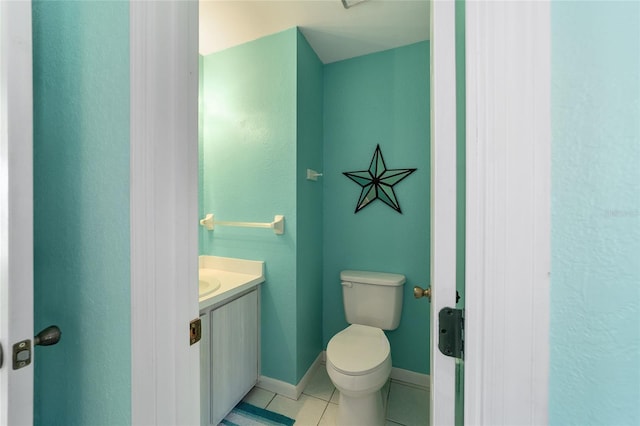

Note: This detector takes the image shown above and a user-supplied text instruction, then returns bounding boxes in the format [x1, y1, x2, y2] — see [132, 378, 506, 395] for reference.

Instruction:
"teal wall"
[322, 42, 430, 373]
[200, 28, 325, 384]
[454, 0, 466, 423]
[295, 32, 325, 381]
[199, 55, 205, 254]
[201, 32, 429, 381]
[32, 1, 131, 425]
[200, 29, 298, 384]
[551, 1, 640, 424]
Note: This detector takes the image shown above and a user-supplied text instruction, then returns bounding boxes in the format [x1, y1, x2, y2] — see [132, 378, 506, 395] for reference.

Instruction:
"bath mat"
[219, 402, 295, 426]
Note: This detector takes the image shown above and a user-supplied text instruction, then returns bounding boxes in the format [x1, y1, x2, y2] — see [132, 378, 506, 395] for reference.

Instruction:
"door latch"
[11, 325, 62, 370]
[189, 318, 201, 345]
[438, 307, 464, 360]
[12, 339, 31, 370]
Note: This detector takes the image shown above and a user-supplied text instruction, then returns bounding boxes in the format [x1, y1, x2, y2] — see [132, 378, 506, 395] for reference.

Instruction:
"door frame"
[429, 0, 459, 423]
[464, 1, 551, 424]
[0, 2, 34, 424]
[129, 0, 551, 424]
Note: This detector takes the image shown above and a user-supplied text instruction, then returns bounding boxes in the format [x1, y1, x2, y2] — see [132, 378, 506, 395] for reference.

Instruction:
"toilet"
[326, 270, 405, 426]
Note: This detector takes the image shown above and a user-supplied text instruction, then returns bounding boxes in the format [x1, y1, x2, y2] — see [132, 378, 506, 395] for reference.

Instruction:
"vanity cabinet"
[200, 289, 259, 425]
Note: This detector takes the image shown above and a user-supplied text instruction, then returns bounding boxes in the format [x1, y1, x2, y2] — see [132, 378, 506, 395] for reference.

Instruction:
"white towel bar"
[199, 213, 284, 235]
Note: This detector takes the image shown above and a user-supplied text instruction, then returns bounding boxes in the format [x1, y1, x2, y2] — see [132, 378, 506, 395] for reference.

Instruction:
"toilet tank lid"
[340, 270, 406, 287]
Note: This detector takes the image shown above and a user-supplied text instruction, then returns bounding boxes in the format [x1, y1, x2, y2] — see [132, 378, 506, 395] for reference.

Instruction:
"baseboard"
[256, 375, 298, 400]
[390, 367, 430, 390]
[257, 352, 323, 400]
[295, 353, 323, 398]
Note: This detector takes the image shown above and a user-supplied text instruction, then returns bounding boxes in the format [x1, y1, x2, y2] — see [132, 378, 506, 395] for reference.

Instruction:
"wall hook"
[306, 169, 323, 181]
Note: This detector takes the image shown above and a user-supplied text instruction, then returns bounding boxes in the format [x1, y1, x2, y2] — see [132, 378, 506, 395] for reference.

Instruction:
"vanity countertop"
[199, 255, 265, 311]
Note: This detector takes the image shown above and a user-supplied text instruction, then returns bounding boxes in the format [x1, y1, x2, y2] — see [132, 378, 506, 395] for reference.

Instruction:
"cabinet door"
[209, 290, 258, 424]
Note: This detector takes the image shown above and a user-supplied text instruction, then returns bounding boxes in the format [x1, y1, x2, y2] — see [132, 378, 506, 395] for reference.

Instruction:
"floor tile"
[302, 366, 335, 401]
[328, 381, 387, 407]
[318, 402, 338, 426]
[330, 389, 340, 404]
[267, 394, 328, 426]
[242, 386, 275, 409]
[386, 382, 429, 426]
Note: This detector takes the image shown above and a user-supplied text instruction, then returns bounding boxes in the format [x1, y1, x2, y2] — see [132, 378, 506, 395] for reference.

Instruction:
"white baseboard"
[295, 353, 323, 397]
[257, 352, 323, 400]
[256, 375, 298, 400]
[390, 367, 430, 390]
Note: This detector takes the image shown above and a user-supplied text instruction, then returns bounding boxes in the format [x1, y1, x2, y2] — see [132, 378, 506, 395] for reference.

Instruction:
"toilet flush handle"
[413, 286, 431, 302]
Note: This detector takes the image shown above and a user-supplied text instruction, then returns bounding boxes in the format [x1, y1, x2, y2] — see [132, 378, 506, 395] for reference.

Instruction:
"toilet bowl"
[326, 270, 405, 426]
[326, 324, 392, 426]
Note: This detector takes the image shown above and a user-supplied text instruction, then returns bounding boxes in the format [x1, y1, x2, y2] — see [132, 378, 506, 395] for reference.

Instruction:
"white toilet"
[326, 270, 405, 426]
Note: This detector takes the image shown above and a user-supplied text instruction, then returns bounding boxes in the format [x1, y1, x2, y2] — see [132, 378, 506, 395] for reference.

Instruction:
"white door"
[430, 0, 459, 424]
[1, 1, 201, 423]
[130, 2, 201, 424]
[463, 1, 551, 424]
[0, 2, 35, 424]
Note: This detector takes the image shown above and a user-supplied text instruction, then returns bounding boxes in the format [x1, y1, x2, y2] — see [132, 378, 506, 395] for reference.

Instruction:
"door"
[430, 0, 461, 424]
[463, 1, 551, 424]
[0, 1, 35, 424]
[130, 2, 201, 424]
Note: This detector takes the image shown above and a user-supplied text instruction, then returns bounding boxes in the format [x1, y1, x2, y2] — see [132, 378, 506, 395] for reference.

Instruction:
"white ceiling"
[199, 0, 430, 64]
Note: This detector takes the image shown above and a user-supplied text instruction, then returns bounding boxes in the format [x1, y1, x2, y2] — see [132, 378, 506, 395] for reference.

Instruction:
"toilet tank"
[341, 270, 406, 330]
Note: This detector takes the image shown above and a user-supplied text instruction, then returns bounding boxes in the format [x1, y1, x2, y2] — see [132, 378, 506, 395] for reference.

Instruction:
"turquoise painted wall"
[322, 42, 430, 374]
[551, 1, 640, 424]
[295, 31, 324, 381]
[200, 29, 302, 384]
[32, 1, 131, 424]
[199, 55, 205, 254]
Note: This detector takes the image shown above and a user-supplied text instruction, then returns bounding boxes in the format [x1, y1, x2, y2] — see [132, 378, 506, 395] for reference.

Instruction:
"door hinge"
[438, 307, 464, 360]
[189, 318, 202, 345]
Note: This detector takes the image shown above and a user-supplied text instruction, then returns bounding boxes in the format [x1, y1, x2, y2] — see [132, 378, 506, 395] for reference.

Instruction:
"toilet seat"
[327, 324, 390, 376]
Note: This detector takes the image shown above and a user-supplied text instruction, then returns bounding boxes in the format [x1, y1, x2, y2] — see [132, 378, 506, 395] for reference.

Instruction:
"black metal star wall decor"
[343, 145, 416, 214]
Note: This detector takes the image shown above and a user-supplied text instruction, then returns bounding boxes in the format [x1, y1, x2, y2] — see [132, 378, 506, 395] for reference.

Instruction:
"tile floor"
[239, 365, 429, 426]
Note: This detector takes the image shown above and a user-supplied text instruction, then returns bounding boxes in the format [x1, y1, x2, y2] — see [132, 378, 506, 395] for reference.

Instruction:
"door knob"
[413, 286, 431, 301]
[8, 325, 61, 371]
[34, 325, 61, 346]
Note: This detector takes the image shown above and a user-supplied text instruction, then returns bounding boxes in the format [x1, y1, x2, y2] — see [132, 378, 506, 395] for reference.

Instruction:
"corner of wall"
[295, 28, 325, 382]
[200, 29, 299, 386]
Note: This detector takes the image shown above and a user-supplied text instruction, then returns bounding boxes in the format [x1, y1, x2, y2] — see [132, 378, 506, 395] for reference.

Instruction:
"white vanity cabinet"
[200, 288, 259, 425]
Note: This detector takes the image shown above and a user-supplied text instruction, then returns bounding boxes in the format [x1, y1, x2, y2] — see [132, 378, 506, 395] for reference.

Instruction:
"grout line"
[315, 399, 330, 426]
[329, 388, 337, 404]
[265, 391, 277, 408]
